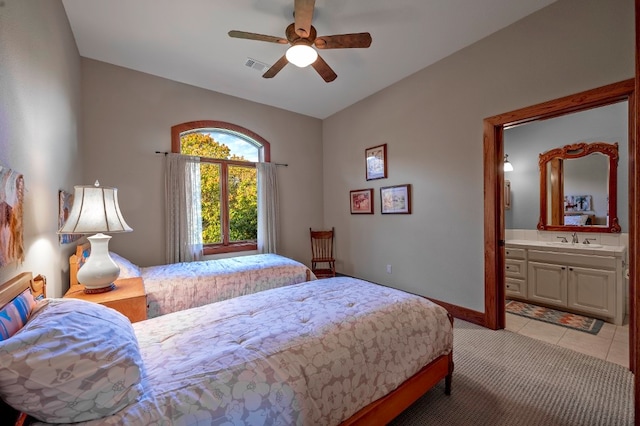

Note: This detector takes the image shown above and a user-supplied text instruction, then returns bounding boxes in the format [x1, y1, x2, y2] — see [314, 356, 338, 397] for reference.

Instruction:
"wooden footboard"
[341, 352, 453, 426]
[341, 312, 454, 425]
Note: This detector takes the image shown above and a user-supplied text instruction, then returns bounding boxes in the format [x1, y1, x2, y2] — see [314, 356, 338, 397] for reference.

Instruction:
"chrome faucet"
[571, 232, 579, 244]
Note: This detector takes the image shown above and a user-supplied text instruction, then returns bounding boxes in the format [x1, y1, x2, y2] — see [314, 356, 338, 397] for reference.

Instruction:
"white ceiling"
[62, 0, 557, 119]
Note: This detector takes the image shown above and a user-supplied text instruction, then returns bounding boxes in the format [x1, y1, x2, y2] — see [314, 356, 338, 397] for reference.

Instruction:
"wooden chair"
[310, 227, 336, 278]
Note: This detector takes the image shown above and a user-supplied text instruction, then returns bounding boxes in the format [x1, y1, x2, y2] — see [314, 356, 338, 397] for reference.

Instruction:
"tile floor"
[506, 311, 630, 368]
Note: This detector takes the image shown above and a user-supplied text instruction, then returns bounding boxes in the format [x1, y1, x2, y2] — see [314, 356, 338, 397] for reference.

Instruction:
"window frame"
[171, 120, 271, 255]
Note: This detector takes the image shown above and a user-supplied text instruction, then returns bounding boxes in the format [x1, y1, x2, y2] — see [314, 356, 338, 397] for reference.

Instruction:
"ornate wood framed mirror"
[537, 141, 620, 233]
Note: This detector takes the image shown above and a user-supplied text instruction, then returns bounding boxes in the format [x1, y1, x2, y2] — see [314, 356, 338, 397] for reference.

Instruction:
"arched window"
[171, 121, 271, 255]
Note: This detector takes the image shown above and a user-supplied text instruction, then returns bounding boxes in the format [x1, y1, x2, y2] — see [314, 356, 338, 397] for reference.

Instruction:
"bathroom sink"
[546, 242, 603, 248]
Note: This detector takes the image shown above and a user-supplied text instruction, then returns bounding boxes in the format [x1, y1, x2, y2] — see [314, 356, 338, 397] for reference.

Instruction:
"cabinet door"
[568, 266, 615, 318]
[528, 261, 567, 308]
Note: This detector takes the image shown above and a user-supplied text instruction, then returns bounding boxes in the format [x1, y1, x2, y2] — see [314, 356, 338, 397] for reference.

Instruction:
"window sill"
[203, 242, 257, 256]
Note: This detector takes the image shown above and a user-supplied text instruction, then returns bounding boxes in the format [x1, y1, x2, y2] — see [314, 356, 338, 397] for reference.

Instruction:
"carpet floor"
[390, 320, 633, 426]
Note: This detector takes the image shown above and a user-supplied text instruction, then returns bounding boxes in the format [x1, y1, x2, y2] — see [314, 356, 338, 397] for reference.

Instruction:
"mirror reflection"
[538, 142, 620, 233]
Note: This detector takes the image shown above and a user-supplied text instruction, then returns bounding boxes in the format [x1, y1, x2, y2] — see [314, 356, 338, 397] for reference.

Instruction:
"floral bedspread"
[36, 277, 453, 426]
[142, 254, 315, 318]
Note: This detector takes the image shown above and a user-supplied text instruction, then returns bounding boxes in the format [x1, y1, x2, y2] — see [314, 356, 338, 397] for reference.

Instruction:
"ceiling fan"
[228, 0, 372, 82]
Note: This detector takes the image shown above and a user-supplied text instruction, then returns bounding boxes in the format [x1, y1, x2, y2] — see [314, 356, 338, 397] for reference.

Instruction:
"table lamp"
[58, 181, 132, 293]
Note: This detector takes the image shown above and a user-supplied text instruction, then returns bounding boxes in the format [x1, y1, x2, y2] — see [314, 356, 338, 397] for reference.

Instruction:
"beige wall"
[0, 0, 82, 297]
[80, 59, 323, 267]
[322, 0, 634, 312]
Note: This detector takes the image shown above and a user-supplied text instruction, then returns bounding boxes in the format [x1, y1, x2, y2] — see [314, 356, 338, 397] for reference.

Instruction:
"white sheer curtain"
[256, 162, 279, 253]
[165, 153, 204, 263]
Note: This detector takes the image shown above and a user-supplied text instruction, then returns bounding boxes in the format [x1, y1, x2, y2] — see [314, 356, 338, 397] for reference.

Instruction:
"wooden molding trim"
[633, 0, 639, 417]
[428, 297, 486, 327]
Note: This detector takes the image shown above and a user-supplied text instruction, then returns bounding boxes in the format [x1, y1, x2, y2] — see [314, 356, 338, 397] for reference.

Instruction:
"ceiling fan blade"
[311, 55, 337, 83]
[315, 33, 372, 49]
[262, 55, 289, 79]
[228, 30, 287, 44]
[294, 0, 315, 38]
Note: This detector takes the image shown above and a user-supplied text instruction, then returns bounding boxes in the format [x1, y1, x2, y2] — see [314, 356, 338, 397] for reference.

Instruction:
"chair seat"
[313, 269, 336, 278]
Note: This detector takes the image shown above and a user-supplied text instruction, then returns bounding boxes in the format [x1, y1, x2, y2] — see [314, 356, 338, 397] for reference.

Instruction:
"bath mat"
[506, 300, 605, 335]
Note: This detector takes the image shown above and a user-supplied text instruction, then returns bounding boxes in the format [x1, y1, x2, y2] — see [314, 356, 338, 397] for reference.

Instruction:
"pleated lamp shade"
[58, 181, 132, 293]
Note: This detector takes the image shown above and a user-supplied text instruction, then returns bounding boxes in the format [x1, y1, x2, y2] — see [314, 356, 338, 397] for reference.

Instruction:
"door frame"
[482, 80, 636, 362]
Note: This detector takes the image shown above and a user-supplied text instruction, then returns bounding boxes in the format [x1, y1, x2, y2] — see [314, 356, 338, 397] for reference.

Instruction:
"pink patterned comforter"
[141, 254, 315, 318]
[38, 277, 453, 426]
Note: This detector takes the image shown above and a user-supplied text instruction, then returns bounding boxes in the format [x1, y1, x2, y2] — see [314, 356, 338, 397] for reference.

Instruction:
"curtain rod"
[154, 151, 288, 167]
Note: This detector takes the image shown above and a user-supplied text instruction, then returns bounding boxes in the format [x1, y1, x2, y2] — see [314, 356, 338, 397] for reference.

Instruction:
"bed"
[0, 272, 453, 426]
[70, 243, 316, 318]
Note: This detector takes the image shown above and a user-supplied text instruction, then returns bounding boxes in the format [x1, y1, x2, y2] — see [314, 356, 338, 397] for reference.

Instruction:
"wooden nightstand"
[64, 277, 147, 323]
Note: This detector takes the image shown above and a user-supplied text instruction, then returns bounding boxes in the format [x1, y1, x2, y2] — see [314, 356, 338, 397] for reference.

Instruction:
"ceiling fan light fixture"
[286, 44, 318, 68]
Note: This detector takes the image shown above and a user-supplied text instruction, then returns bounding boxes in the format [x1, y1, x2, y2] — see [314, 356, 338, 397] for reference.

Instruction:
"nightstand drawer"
[64, 277, 147, 323]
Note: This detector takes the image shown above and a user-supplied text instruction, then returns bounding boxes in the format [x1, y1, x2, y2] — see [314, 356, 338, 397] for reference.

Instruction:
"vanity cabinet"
[505, 248, 527, 299]
[506, 242, 625, 325]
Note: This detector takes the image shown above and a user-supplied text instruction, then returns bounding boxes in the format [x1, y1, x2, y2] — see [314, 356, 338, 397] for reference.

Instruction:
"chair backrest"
[310, 227, 334, 261]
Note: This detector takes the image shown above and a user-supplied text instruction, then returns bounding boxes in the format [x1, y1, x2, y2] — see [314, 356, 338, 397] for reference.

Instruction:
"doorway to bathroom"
[504, 99, 629, 367]
[482, 79, 636, 370]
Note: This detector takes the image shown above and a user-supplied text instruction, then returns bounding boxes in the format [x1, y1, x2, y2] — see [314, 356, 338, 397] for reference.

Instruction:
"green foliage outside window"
[180, 132, 258, 244]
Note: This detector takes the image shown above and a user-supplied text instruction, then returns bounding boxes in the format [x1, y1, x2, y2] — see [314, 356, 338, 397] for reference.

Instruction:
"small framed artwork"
[59, 190, 81, 245]
[504, 180, 511, 210]
[350, 189, 374, 214]
[381, 184, 411, 214]
[365, 143, 387, 181]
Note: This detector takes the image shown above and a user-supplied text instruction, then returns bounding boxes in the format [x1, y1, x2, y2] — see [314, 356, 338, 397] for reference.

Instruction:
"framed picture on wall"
[350, 189, 374, 214]
[365, 143, 387, 180]
[59, 190, 81, 245]
[381, 184, 411, 214]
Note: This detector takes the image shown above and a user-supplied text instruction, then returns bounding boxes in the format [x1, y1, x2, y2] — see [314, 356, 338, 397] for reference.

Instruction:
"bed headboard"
[0, 272, 45, 308]
[0, 272, 45, 426]
[69, 242, 91, 287]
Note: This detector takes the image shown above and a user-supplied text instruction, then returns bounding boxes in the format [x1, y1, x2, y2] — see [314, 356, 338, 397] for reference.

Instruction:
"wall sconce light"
[504, 154, 514, 172]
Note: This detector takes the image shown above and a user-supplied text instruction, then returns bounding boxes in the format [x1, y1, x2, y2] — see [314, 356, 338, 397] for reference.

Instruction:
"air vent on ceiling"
[245, 58, 269, 72]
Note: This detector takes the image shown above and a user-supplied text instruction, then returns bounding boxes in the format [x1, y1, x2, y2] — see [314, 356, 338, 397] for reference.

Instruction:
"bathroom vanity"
[505, 240, 627, 325]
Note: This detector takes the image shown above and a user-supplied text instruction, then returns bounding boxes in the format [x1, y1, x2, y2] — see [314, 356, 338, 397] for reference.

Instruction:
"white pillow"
[110, 251, 142, 278]
[564, 215, 589, 226]
[0, 298, 145, 423]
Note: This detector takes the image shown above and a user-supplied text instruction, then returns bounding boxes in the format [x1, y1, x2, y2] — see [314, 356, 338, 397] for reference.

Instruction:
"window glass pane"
[200, 162, 222, 244]
[228, 165, 257, 242]
[208, 131, 260, 162]
[180, 132, 232, 159]
[181, 130, 259, 162]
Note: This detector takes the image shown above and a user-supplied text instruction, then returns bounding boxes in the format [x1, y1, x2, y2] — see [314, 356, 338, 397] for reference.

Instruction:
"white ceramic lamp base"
[76, 233, 121, 294]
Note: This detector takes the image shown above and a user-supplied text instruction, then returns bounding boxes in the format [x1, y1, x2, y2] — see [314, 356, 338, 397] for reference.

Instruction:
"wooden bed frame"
[2, 272, 453, 426]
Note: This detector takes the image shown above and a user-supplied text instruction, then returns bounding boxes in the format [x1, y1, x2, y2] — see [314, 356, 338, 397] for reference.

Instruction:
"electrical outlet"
[386, 264, 392, 274]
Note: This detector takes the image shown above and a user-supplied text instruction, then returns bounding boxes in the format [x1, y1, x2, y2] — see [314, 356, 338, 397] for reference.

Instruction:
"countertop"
[506, 239, 626, 257]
